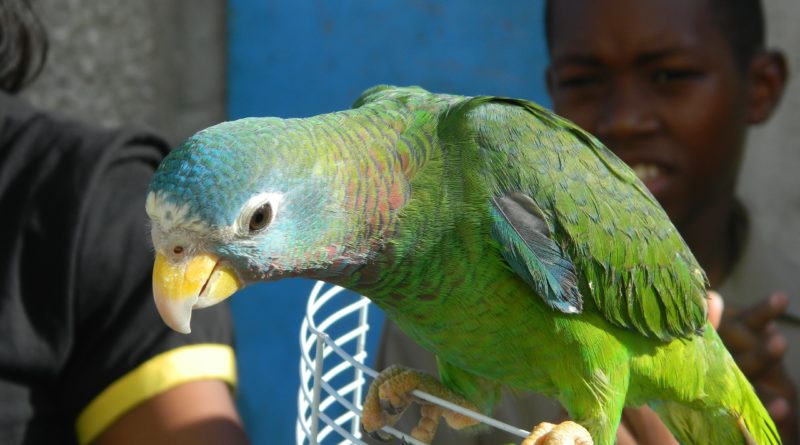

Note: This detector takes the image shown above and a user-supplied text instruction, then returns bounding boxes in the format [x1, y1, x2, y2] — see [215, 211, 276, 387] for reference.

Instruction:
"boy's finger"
[742, 292, 788, 331]
[707, 291, 723, 329]
[717, 318, 757, 351]
[737, 349, 779, 377]
[734, 333, 786, 377]
[767, 397, 790, 421]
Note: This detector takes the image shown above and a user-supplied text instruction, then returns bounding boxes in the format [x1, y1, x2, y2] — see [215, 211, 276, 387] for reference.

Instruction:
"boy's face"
[547, 0, 750, 227]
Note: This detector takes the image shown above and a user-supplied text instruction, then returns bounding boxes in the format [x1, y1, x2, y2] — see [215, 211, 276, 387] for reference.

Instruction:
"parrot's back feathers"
[491, 192, 582, 314]
[353, 84, 433, 109]
[352, 84, 397, 108]
[433, 94, 709, 341]
[497, 97, 656, 203]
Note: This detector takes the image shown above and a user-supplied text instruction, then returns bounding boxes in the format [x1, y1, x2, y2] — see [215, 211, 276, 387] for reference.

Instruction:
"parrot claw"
[362, 424, 394, 442]
[380, 398, 408, 416]
[361, 366, 412, 440]
[521, 421, 593, 445]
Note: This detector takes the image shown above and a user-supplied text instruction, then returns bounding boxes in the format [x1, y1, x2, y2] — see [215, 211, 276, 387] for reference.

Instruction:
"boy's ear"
[747, 50, 788, 124]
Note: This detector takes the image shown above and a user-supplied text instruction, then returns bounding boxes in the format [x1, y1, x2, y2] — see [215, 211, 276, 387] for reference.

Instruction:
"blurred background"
[23, 1, 799, 444]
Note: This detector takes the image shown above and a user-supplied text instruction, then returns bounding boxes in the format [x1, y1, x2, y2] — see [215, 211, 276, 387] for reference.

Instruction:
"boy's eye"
[652, 69, 702, 85]
[556, 74, 603, 89]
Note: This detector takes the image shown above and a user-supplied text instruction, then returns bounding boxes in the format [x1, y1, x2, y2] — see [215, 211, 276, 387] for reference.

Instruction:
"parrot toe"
[362, 424, 394, 442]
[361, 366, 408, 440]
[380, 397, 408, 416]
[521, 421, 593, 445]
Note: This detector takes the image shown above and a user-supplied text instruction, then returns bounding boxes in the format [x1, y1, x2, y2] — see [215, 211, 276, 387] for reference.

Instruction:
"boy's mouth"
[630, 162, 670, 197]
[632, 163, 661, 182]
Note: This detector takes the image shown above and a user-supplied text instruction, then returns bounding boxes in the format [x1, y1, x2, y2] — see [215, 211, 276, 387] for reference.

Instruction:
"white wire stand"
[296, 281, 531, 445]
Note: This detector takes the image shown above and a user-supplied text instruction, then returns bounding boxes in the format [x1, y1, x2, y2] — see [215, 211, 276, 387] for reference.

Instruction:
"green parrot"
[146, 85, 779, 445]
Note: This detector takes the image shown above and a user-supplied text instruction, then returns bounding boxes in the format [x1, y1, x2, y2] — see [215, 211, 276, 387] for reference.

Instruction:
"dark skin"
[545, 0, 795, 442]
[95, 380, 250, 445]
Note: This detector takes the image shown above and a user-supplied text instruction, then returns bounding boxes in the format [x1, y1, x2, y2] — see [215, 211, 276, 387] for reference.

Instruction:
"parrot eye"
[248, 203, 272, 232]
[236, 192, 282, 235]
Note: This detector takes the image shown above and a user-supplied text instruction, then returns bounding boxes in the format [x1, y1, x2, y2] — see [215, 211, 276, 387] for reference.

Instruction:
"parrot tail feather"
[730, 362, 781, 445]
[734, 392, 782, 445]
[738, 415, 759, 445]
[651, 365, 781, 445]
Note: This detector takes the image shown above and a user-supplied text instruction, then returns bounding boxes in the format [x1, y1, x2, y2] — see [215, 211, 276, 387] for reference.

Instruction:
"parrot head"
[146, 117, 368, 333]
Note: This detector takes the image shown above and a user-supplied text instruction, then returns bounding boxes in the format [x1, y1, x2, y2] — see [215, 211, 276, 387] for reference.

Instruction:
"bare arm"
[93, 380, 250, 445]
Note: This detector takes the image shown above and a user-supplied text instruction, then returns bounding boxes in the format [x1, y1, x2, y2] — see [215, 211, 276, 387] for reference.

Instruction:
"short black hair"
[0, 0, 48, 93]
[543, 0, 766, 70]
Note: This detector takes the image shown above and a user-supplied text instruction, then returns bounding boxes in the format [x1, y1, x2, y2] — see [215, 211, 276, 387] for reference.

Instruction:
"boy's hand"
[716, 292, 798, 443]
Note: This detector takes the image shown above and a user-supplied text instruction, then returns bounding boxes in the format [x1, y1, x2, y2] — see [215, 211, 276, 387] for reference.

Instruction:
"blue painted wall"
[227, 1, 550, 443]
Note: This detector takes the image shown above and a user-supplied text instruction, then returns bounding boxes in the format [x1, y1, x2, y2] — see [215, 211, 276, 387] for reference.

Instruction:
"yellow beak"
[152, 252, 242, 333]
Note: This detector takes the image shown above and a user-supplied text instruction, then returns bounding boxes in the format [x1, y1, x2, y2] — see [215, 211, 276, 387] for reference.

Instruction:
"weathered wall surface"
[734, 0, 800, 317]
[22, 0, 226, 145]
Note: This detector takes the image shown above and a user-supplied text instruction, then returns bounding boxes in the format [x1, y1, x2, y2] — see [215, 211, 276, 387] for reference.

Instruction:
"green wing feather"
[491, 192, 583, 314]
[440, 95, 708, 341]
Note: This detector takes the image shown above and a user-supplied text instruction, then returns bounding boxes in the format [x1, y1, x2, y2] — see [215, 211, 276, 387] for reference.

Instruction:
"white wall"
[23, 0, 226, 145]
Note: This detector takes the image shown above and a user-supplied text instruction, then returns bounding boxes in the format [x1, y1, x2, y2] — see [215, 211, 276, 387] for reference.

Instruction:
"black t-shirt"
[0, 92, 236, 444]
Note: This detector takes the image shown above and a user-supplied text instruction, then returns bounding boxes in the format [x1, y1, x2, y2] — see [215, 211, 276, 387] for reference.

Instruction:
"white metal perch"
[296, 281, 531, 445]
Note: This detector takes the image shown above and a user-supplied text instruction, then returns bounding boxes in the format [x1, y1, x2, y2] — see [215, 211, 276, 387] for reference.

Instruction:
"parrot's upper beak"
[152, 252, 242, 333]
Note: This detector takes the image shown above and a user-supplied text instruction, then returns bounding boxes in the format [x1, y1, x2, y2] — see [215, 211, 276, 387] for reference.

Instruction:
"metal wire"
[296, 282, 531, 445]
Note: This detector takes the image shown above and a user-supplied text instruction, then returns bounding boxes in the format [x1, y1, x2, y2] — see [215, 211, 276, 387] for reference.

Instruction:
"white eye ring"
[236, 192, 282, 235]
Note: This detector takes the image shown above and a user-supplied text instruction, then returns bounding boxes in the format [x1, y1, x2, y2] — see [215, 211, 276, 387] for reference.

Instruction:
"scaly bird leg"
[361, 365, 481, 443]
[522, 421, 593, 445]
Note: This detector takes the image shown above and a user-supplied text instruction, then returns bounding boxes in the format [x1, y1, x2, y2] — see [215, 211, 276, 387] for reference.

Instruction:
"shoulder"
[0, 92, 169, 221]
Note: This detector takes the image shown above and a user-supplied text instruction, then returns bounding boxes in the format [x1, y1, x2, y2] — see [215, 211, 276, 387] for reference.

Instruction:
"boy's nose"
[595, 82, 659, 140]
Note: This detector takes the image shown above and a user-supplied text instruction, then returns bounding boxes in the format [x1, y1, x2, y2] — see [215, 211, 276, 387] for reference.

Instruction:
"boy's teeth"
[633, 164, 661, 181]
[632, 164, 660, 181]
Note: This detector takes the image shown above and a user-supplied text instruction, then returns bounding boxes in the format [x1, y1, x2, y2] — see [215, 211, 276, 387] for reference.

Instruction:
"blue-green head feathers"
[146, 117, 353, 280]
[150, 118, 279, 227]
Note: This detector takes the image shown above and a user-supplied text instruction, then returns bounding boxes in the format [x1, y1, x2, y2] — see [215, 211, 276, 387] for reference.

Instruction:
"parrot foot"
[361, 365, 480, 444]
[521, 421, 593, 445]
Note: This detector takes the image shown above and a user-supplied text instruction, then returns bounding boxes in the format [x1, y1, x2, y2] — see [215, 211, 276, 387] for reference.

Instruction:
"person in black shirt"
[0, 1, 250, 444]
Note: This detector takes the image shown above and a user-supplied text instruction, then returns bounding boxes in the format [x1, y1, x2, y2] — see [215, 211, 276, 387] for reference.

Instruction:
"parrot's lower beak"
[152, 252, 242, 333]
